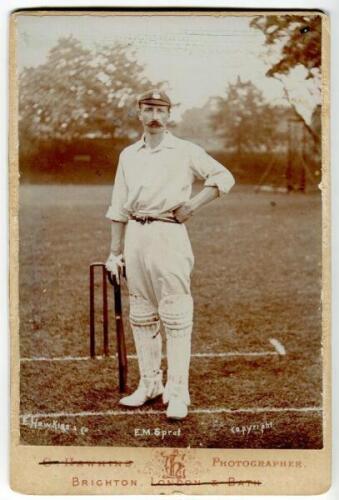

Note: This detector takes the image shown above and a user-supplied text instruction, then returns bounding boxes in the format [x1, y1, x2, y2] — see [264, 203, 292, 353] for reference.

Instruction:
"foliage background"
[18, 14, 322, 188]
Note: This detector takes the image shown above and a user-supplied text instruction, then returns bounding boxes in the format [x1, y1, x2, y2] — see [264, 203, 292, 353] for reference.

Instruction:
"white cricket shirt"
[106, 131, 235, 222]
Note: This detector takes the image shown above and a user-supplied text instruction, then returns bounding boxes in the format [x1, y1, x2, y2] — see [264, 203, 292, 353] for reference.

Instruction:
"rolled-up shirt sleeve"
[105, 154, 129, 223]
[189, 143, 235, 196]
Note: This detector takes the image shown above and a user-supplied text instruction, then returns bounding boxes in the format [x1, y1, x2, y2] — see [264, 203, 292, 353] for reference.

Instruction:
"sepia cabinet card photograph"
[9, 9, 330, 495]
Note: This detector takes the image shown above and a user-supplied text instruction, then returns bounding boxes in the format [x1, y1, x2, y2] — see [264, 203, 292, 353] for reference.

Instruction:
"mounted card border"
[9, 9, 331, 495]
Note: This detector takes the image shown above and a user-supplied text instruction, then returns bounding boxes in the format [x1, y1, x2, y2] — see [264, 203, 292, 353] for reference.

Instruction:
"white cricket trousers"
[124, 220, 194, 404]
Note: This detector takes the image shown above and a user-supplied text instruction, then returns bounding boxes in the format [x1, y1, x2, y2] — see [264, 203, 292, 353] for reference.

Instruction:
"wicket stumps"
[89, 262, 127, 392]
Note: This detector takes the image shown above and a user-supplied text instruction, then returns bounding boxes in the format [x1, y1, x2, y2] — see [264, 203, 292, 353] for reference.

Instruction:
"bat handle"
[106, 266, 128, 392]
[107, 266, 126, 286]
[107, 270, 115, 286]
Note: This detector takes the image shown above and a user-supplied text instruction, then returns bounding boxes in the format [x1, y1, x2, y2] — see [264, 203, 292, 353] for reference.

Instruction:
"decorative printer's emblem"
[161, 450, 186, 479]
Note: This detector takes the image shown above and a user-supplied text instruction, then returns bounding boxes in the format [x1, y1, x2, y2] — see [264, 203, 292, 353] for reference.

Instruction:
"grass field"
[19, 184, 323, 448]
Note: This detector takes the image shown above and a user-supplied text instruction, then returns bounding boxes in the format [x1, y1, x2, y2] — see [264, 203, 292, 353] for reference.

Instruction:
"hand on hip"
[173, 202, 194, 223]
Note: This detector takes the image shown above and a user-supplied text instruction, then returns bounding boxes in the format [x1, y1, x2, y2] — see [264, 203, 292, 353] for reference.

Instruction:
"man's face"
[138, 103, 170, 134]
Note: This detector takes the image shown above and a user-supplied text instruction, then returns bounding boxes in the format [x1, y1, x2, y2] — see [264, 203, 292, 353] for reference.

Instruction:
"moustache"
[147, 120, 162, 127]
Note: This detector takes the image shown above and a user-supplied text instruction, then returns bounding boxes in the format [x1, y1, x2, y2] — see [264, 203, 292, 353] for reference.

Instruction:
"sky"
[16, 13, 319, 121]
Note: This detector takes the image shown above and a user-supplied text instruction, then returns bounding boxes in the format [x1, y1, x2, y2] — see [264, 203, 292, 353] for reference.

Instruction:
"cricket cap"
[137, 89, 171, 108]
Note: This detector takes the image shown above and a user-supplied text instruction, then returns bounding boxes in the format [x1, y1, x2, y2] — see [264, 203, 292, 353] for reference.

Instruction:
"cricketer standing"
[105, 90, 235, 419]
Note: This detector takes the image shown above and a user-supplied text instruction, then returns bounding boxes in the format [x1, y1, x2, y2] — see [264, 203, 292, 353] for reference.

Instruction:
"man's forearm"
[189, 186, 219, 212]
[110, 221, 126, 255]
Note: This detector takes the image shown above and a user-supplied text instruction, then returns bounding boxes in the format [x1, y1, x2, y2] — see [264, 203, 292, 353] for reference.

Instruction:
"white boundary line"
[20, 338, 286, 363]
[20, 352, 278, 362]
[20, 406, 322, 419]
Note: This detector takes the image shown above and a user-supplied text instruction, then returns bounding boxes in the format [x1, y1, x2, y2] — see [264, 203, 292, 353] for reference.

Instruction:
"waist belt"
[129, 214, 181, 225]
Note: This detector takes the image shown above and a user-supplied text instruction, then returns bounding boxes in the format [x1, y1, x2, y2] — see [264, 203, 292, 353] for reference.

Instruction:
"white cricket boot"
[119, 321, 164, 407]
[119, 370, 164, 407]
[166, 396, 188, 419]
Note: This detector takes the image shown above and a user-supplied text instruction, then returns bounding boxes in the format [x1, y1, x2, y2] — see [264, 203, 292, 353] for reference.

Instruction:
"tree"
[250, 15, 321, 78]
[19, 36, 154, 141]
[211, 77, 283, 154]
[250, 15, 321, 144]
[174, 98, 224, 151]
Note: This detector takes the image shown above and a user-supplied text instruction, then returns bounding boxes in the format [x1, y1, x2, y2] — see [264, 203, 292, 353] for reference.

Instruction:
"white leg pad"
[129, 296, 163, 398]
[159, 294, 193, 406]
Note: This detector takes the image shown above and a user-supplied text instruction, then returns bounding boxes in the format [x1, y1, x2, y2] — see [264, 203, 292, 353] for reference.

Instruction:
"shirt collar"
[136, 130, 177, 151]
